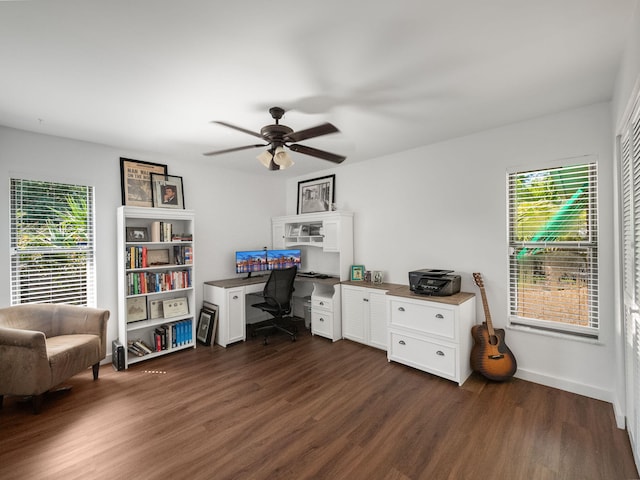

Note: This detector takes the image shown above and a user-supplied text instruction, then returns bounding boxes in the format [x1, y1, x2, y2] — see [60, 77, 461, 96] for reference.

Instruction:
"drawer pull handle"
[319, 318, 325, 322]
[436, 350, 445, 356]
[233, 295, 239, 300]
[319, 301, 324, 306]
[399, 340, 406, 345]
[363, 298, 369, 302]
[398, 307, 405, 312]
[435, 314, 444, 319]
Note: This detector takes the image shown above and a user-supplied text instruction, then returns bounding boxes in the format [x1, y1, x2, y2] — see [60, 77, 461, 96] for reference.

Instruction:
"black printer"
[409, 269, 461, 296]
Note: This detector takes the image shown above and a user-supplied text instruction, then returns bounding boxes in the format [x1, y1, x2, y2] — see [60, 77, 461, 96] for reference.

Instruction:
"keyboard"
[297, 272, 331, 279]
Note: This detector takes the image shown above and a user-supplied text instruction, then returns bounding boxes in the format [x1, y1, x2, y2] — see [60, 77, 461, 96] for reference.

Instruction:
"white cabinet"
[342, 284, 388, 350]
[272, 222, 286, 249]
[320, 218, 340, 252]
[271, 211, 353, 280]
[203, 278, 272, 347]
[311, 283, 342, 341]
[386, 291, 475, 385]
[204, 286, 246, 347]
[117, 206, 196, 368]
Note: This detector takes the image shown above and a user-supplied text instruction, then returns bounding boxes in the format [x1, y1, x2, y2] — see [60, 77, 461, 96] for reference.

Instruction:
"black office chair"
[251, 266, 298, 345]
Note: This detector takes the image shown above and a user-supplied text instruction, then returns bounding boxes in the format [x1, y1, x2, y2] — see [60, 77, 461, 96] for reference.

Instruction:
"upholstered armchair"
[0, 304, 109, 413]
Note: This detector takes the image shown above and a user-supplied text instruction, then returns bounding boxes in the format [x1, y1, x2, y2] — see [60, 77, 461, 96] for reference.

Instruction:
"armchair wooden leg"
[92, 363, 100, 380]
[0, 395, 3, 409]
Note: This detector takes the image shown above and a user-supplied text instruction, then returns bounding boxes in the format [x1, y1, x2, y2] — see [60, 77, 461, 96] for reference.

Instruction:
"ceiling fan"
[203, 107, 346, 171]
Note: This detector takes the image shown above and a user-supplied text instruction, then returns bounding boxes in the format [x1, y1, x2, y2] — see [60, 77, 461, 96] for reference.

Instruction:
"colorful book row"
[154, 320, 193, 351]
[126, 245, 193, 269]
[127, 269, 192, 295]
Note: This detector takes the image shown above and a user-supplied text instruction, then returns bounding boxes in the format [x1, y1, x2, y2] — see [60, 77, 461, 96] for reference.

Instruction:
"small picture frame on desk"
[350, 265, 365, 281]
[197, 305, 219, 346]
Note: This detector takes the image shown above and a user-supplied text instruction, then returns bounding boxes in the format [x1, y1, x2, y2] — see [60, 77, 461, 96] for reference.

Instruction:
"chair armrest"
[0, 326, 48, 352]
[52, 305, 110, 359]
[0, 327, 51, 396]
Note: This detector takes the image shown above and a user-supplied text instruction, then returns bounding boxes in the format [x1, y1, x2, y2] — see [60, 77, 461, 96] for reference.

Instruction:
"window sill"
[507, 323, 602, 345]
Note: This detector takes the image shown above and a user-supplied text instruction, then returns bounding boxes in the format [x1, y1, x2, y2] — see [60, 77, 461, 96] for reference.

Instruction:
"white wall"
[0, 126, 286, 355]
[288, 102, 617, 405]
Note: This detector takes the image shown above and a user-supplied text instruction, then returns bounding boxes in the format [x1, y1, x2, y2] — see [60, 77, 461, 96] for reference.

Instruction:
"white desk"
[203, 275, 342, 347]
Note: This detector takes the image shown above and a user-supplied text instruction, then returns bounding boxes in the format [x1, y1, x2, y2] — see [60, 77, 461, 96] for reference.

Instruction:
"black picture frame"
[151, 173, 185, 209]
[126, 226, 149, 242]
[297, 174, 335, 214]
[196, 305, 219, 346]
[120, 158, 168, 207]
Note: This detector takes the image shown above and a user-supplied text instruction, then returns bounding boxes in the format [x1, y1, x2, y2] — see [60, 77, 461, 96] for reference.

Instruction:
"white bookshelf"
[117, 206, 196, 368]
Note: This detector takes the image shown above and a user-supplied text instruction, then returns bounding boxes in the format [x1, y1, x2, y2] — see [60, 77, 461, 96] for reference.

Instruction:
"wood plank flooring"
[0, 327, 637, 480]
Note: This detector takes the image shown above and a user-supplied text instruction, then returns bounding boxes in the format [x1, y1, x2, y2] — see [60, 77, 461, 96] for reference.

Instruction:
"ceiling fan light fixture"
[256, 149, 273, 168]
[273, 146, 294, 169]
[206, 106, 344, 169]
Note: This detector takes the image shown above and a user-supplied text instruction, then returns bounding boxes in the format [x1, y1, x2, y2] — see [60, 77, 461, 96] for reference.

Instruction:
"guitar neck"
[478, 285, 496, 336]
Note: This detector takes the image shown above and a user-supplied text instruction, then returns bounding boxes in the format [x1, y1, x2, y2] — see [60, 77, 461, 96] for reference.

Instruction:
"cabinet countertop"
[341, 280, 474, 306]
[205, 278, 474, 305]
[205, 275, 341, 289]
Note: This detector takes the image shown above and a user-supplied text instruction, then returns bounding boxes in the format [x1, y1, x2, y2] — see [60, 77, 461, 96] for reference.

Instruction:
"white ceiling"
[0, 0, 636, 177]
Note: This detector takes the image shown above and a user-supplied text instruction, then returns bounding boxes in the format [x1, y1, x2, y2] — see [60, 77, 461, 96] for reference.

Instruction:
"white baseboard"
[102, 353, 112, 366]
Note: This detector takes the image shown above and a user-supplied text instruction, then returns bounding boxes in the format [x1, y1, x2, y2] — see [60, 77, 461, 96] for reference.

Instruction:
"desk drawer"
[312, 296, 333, 312]
[389, 299, 455, 340]
[389, 331, 456, 379]
[312, 310, 333, 337]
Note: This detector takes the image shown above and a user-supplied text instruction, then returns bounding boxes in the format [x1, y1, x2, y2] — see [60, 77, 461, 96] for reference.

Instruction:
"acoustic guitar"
[470, 272, 517, 381]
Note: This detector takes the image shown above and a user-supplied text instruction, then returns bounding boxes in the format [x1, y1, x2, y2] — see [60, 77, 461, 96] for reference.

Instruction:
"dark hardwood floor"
[0, 327, 638, 480]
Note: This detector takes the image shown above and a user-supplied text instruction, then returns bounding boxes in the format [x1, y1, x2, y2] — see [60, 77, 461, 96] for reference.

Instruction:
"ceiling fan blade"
[203, 144, 266, 156]
[211, 121, 263, 139]
[288, 144, 346, 164]
[284, 123, 339, 143]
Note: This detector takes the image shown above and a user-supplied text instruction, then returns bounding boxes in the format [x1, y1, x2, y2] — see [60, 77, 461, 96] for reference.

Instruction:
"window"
[10, 178, 96, 306]
[507, 159, 599, 338]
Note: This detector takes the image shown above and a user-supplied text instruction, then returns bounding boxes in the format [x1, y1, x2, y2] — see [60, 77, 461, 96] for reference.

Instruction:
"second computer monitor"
[266, 249, 301, 271]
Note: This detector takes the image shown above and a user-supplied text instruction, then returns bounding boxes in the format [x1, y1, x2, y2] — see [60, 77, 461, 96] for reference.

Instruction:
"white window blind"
[619, 85, 640, 465]
[10, 178, 96, 306]
[508, 160, 599, 337]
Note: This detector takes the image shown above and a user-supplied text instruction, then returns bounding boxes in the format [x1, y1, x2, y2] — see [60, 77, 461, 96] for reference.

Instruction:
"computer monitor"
[235, 250, 268, 277]
[266, 249, 301, 271]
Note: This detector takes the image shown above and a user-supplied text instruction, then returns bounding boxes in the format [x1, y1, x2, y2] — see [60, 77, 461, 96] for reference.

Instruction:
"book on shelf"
[171, 233, 193, 241]
[151, 221, 161, 243]
[149, 221, 173, 242]
[173, 245, 193, 265]
[127, 341, 146, 357]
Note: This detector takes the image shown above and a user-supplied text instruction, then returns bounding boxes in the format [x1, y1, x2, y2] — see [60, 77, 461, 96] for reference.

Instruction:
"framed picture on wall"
[297, 174, 335, 214]
[120, 158, 168, 207]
